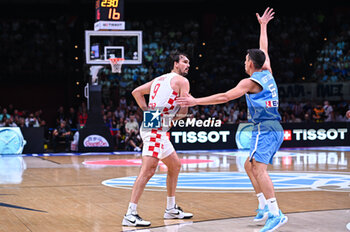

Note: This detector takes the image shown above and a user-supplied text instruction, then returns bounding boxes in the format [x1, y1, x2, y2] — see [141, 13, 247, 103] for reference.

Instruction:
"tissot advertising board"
[169, 122, 350, 150]
[170, 123, 237, 150]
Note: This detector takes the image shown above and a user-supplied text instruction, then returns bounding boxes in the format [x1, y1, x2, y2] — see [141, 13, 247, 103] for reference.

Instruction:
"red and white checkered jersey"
[147, 72, 180, 131]
[139, 72, 181, 159]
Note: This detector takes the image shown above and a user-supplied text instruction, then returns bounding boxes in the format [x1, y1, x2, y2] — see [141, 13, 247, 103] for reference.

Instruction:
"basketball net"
[109, 58, 124, 73]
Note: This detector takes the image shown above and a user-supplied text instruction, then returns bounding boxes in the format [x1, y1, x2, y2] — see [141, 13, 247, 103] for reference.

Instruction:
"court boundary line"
[125, 208, 350, 231]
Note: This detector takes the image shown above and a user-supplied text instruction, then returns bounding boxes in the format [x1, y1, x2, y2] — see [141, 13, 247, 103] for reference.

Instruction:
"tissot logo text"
[172, 131, 230, 143]
[293, 128, 347, 141]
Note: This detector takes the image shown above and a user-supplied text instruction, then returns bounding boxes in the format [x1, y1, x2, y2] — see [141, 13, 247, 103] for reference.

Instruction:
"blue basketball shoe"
[254, 205, 269, 222]
[260, 210, 288, 232]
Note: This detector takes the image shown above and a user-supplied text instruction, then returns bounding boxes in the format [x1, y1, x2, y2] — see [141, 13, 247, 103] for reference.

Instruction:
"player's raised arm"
[256, 7, 274, 73]
[131, 80, 154, 111]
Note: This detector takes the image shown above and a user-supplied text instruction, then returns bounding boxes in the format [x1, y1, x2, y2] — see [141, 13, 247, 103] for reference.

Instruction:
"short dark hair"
[247, 49, 266, 69]
[165, 50, 188, 72]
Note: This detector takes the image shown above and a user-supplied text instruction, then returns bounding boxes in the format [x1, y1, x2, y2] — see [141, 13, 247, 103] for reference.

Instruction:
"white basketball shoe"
[164, 204, 193, 219]
[122, 213, 151, 227]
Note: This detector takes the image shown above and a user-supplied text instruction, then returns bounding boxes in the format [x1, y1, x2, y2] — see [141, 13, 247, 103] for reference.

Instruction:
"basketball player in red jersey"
[122, 51, 193, 227]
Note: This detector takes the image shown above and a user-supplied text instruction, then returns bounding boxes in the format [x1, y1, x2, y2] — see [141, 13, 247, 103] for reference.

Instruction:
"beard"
[181, 68, 189, 76]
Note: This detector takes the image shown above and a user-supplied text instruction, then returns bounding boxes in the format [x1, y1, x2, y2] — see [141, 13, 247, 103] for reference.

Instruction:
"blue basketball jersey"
[245, 70, 282, 124]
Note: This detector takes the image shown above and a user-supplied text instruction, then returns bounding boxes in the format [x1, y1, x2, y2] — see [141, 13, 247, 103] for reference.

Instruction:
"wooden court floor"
[0, 148, 349, 232]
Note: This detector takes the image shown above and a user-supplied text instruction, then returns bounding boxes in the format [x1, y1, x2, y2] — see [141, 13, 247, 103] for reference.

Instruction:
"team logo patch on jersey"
[266, 100, 279, 108]
[143, 110, 162, 128]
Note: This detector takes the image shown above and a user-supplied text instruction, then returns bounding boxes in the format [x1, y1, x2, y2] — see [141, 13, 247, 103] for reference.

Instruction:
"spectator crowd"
[93, 10, 349, 112]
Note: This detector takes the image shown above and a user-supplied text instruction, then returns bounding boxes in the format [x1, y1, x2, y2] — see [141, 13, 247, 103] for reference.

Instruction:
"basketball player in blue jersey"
[177, 7, 287, 232]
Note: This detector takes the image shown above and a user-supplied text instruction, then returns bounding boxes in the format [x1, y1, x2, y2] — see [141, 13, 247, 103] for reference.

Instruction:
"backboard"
[85, 30, 142, 65]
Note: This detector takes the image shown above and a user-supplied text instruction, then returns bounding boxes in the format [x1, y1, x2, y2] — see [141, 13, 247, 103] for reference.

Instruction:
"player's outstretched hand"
[177, 93, 197, 107]
[256, 7, 275, 25]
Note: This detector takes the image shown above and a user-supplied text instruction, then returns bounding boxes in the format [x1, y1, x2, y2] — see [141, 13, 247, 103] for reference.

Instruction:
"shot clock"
[96, 0, 124, 22]
[95, 0, 125, 30]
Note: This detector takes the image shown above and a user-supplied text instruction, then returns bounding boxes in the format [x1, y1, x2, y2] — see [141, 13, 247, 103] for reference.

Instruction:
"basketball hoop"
[109, 58, 124, 73]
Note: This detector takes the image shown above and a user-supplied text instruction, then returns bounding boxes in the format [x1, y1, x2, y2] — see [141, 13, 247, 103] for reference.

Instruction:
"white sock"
[267, 198, 279, 216]
[167, 196, 176, 209]
[127, 202, 137, 215]
[256, 192, 267, 209]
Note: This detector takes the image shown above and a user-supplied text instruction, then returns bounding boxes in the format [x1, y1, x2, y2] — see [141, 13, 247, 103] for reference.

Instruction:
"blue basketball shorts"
[249, 120, 284, 165]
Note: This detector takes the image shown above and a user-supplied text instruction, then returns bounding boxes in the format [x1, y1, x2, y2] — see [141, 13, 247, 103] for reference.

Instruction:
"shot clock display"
[96, 0, 124, 22]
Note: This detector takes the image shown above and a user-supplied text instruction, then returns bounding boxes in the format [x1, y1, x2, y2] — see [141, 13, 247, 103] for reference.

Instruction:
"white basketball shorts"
[140, 128, 175, 160]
